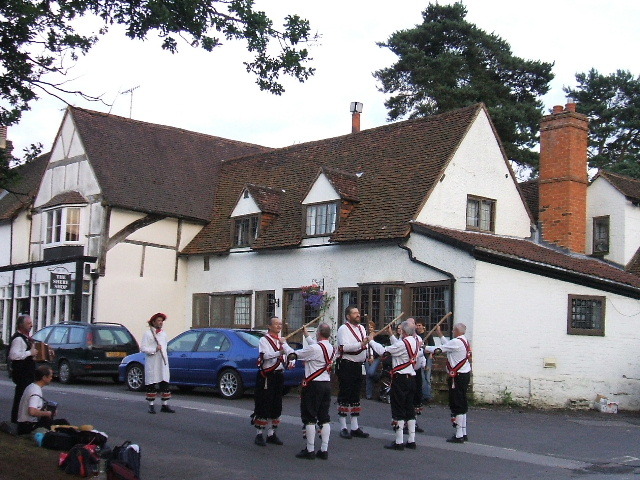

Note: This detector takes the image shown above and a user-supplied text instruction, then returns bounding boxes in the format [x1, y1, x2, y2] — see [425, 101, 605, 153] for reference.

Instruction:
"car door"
[166, 330, 201, 384]
[189, 331, 232, 386]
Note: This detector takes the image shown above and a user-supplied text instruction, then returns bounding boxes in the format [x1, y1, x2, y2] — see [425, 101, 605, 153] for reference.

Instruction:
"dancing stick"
[370, 312, 405, 338]
[150, 327, 167, 365]
[284, 315, 323, 340]
[424, 312, 453, 339]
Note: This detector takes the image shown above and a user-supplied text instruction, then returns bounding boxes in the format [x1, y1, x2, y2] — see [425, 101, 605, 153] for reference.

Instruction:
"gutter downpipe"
[397, 242, 456, 282]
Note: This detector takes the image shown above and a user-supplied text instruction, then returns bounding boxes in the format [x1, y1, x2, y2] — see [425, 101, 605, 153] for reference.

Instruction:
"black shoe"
[148, 405, 156, 414]
[316, 450, 329, 460]
[415, 425, 425, 433]
[405, 442, 417, 449]
[339, 428, 352, 439]
[254, 434, 266, 446]
[295, 449, 316, 459]
[384, 442, 405, 451]
[446, 436, 464, 444]
[266, 434, 283, 445]
[350, 428, 369, 438]
[160, 405, 175, 413]
[463, 435, 469, 442]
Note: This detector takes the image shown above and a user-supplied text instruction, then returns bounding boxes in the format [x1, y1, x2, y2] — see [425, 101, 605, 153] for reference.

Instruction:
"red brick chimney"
[350, 102, 363, 133]
[538, 102, 589, 253]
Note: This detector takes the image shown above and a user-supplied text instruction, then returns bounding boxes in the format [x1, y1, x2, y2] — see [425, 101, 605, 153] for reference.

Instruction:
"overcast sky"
[6, 0, 640, 158]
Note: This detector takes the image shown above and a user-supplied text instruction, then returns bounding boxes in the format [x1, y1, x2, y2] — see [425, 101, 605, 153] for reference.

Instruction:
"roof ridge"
[70, 106, 269, 149]
[220, 103, 485, 166]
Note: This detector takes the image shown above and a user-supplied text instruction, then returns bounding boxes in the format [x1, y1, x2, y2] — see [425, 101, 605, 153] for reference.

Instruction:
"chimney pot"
[552, 105, 564, 114]
[565, 102, 577, 112]
[350, 102, 363, 134]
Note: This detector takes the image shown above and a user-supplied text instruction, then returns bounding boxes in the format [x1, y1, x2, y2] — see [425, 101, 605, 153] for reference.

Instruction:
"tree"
[373, 2, 553, 169]
[0, 0, 316, 184]
[564, 69, 640, 179]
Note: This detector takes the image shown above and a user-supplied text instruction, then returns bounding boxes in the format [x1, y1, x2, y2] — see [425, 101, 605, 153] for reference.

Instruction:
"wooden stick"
[424, 312, 453, 339]
[371, 312, 405, 338]
[284, 315, 323, 340]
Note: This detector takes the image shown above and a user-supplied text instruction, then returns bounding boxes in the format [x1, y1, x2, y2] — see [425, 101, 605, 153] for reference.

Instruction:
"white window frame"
[305, 202, 337, 237]
[44, 206, 83, 246]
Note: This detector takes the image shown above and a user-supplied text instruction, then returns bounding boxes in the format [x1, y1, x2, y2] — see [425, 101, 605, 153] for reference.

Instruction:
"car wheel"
[58, 360, 74, 384]
[126, 363, 145, 392]
[218, 369, 243, 399]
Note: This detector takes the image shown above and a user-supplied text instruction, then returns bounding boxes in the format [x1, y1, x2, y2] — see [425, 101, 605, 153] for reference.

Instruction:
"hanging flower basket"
[301, 282, 327, 309]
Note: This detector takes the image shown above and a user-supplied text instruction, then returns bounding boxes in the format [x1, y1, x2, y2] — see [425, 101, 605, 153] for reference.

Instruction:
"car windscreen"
[236, 330, 261, 348]
[93, 327, 136, 346]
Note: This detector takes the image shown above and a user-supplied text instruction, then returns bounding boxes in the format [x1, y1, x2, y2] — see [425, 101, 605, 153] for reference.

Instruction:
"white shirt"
[141, 328, 170, 384]
[391, 334, 425, 369]
[9, 333, 32, 361]
[369, 335, 422, 376]
[17, 383, 43, 423]
[337, 322, 367, 363]
[296, 339, 334, 382]
[425, 335, 471, 374]
[258, 334, 294, 372]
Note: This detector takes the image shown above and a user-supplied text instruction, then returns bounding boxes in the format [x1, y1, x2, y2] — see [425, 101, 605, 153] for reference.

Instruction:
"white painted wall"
[94, 209, 203, 342]
[471, 260, 640, 410]
[302, 173, 339, 204]
[588, 178, 626, 265]
[231, 192, 260, 217]
[0, 223, 9, 266]
[623, 200, 640, 266]
[10, 212, 31, 264]
[417, 110, 531, 238]
[184, 239, 452, 334]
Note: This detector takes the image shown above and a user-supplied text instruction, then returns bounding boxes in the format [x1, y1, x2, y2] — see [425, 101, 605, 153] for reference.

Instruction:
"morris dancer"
[425, 323, 472, 443]
[336, 305, 370, 439]
[368, 320, 422, 450]
[141, 313, 175, 414]
[294, 323, 334, 460]
[252, 316, 294, 446]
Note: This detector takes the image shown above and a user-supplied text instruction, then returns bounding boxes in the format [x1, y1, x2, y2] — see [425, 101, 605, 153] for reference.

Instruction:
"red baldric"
[301, 342, 334, 387]
[258, 335, 284, 377]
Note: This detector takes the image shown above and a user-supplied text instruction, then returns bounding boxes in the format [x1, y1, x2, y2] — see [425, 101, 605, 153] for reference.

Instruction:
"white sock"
[305, 424, 316, 452]
[407, 419, 416, 443]
[339, 416, 347, 430]
[350, 416, 359, 431]
[395, 420, 405, 444]
[266, 427, 274, 437]
[462, 414, 467, 436]
[455, 415, 464, 438]
[319, 423, 330, 451]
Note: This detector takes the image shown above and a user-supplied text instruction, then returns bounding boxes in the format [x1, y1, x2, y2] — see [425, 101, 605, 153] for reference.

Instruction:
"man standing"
[336, 305, 369, 439]
[294, 323, 334, 460]
[368, 321, 422, 450]
[141, 313, 175, 414]
[16, 365, 55, 434]
[9, 315, 37, 423]
[415, 319, 434, 405]
[426, 323, 471, 443]
[252, 316, 294, 447]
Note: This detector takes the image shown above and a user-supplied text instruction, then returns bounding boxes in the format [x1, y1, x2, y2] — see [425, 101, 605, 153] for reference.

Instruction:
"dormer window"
[592, 216, 610, 255]
[234, 215, 259, 247]
[305, 202, 337, 236]
[45, 207, 81, 245]
[466, 195, 495, 232]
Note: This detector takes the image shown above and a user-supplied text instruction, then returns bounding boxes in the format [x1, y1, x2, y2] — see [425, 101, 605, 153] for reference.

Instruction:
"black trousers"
[390, 374, 416, 421]
[253, 371, 284, 421]
[448, 372, 471, 415]
[413, 369, 423, 408]
[336, 359, 363, 407]
[301, 381, 331, 425]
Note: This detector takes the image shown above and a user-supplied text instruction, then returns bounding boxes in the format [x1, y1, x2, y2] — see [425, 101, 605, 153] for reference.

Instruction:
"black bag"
[42, 431, 78, 451]
[106, 441, 141, 480]
[62, 443, 101, 477]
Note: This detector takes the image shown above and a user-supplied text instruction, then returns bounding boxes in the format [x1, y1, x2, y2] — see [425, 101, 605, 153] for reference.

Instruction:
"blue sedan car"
[118, 328, 305, 399]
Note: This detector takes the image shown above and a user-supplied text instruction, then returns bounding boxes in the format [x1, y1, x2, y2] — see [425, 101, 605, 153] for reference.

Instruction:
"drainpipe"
[397, 242, 456, 282]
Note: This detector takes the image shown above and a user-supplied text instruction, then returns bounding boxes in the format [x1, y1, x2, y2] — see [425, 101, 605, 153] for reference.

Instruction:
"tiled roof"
[183, 104, 483, 254]
[0, 153, 49, 222]
[597, 170, 640, 202]
[70, 107, 271, 222]
[245, 184, 283, 215]
[628, 247, 640, 277]
[322, 167, 359, 202]
[519, 179, 539, 224]
[413, 223, 640, 295]
[39, 191, 87, 210]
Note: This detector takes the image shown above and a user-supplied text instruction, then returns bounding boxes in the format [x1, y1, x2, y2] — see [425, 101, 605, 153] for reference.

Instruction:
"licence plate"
[106, 352, 126, 358]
